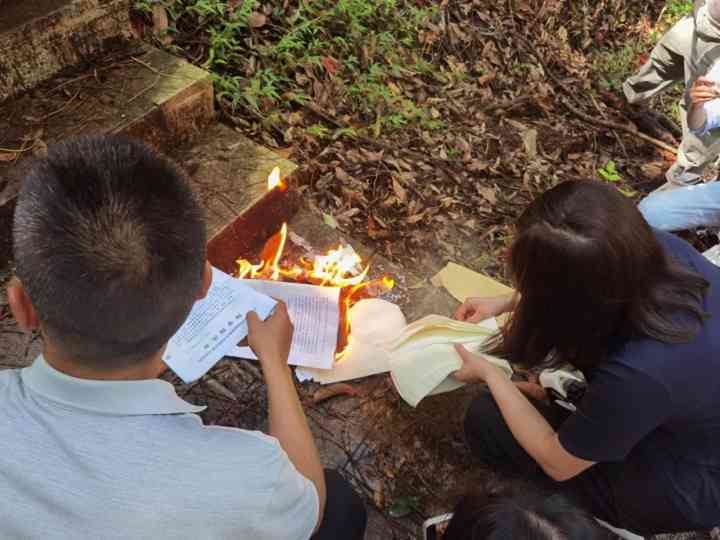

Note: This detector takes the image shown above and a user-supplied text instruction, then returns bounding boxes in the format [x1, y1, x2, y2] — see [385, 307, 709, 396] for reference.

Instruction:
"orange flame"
[238, 169, 395, 362]
[267, 167, 285, 191]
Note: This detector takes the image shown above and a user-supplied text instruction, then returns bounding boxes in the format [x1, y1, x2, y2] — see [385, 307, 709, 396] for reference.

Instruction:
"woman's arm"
[453, 345, 595, 482]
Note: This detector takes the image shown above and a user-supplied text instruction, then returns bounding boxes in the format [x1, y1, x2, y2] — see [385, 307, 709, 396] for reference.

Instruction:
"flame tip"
[267, 167, 285, 191]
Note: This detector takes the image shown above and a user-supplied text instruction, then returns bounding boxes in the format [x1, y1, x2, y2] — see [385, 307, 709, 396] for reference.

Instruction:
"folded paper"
[389, 315, 512, 407]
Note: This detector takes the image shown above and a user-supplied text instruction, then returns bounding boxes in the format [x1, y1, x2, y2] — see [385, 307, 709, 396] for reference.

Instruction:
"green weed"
[133, 0, 438, 140]
[664, 0, 693, 22]
[594, 40, 648, 91]
[598, 160, 622, 182]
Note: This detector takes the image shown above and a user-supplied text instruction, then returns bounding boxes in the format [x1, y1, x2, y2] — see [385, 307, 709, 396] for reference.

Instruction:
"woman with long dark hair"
[453, 181, 720, 535]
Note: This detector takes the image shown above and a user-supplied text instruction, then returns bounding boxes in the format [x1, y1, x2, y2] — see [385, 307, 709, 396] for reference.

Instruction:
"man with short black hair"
[2, 134, 367, 539]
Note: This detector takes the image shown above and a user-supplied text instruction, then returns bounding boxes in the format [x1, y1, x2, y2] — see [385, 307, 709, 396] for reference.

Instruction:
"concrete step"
[0, 43, 214, 269]
[167, 122, 300, 254]
[0, 0, 132, 102]
[0, 41, 301, 278]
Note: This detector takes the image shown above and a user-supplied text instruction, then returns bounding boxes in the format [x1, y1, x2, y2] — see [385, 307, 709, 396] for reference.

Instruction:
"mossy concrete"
[0, 0, 132, 102]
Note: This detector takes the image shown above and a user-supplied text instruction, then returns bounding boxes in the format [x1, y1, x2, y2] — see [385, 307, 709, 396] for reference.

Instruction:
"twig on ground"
[37, 89, 83, 122]
[561, 98, 677, 155]
[127, 73, 162, 104]
[479, 95, 534, 114]
[513, 36, 677, 155]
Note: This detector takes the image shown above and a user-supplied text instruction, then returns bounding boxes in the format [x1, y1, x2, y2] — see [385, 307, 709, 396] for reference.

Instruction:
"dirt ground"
[2, 1, 720, 537]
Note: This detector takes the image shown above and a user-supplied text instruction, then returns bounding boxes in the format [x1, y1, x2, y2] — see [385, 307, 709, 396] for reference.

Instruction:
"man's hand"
[690, 77, 719, 105]
[454, 293, 516, 323]
[247, 302, 293, 365]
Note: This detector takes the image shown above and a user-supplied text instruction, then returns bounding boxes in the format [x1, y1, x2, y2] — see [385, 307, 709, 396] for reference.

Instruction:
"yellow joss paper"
[389, 315, 513, 407]
[431, 262, 512, 303]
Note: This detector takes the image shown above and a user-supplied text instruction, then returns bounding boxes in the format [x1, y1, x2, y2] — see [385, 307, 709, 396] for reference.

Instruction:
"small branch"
[479, 95, 534, 114]
[513, 35, 677, 155]
[561, 98, 677, 155]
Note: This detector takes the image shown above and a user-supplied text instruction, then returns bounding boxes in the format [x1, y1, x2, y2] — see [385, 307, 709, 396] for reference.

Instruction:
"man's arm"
[688, 76, 720, 132]
[248, 305, 326, 532]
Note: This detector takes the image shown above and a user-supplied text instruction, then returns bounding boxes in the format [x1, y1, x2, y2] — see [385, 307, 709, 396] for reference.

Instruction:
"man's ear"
[197, 261, 212, 300]
[7, 278, 39, 331]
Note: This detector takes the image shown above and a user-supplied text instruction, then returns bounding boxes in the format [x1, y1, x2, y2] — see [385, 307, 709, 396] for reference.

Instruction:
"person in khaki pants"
[625, 0, 720, 187]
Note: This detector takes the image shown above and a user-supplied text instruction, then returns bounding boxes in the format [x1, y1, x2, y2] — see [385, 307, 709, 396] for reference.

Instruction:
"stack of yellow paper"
[389, 315, 513, 407]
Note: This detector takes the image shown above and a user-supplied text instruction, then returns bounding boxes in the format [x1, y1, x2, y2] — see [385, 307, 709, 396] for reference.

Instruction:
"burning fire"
[236, 222, 370, 287]
[236, 167, 395, 359]
[267, 166, 286, 190]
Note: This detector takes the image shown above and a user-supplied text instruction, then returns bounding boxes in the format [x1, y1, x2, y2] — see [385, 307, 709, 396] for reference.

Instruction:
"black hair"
[444, 479, 611, 540]
[493, 180, 709, 370]
[13, 134, 206, 369]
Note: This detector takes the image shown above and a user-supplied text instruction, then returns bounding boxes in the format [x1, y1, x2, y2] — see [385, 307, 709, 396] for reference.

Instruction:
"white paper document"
[163, 268, 277, 383]
[296, 299, 406, 384]
[227, 280, 340, 369]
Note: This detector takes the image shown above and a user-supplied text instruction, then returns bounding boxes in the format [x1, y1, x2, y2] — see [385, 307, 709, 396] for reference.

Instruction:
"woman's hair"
[443, 479, 610, 540]
[493, 181, 708, 370]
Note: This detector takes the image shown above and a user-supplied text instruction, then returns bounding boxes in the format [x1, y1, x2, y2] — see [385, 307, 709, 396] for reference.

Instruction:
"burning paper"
[296, 299, 406, 384]
[231, 166, 396, 372]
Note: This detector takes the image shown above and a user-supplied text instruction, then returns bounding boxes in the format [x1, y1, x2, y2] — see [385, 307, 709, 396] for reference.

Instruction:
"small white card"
[163, 268, 276, 383]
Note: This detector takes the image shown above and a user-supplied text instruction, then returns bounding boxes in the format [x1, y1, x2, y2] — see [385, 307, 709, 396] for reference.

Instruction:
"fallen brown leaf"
[311, 383, 361, 404]
[248, 12, 267, 28]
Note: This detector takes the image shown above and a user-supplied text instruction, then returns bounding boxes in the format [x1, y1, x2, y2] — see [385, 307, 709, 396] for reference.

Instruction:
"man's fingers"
[693, 91, 716, 100]
[247, 311, 260, 325]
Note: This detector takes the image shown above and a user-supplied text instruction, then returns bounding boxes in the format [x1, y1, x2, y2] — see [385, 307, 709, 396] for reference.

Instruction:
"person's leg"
[312, 469, 367, 540]
[568, 459, 710, 535]
[624, 16, 693, 104]
[638, 181, 720, 231]
[463, 389, 570, 479]
[464, 392, 706, 535]
[664, 95, 720, 186]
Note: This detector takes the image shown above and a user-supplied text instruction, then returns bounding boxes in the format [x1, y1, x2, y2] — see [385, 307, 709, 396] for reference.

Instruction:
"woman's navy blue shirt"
[558, 230, 720, 530]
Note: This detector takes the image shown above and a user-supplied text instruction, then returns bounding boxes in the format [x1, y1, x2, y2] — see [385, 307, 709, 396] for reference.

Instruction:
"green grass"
[133, 0, 441, 139]
[594, 40, 649, 91]
[593, 0, 694, 92]
[664, 0, 693, 21]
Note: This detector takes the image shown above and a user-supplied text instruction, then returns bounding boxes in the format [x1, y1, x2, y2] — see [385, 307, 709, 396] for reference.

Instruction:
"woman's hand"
[451, 344, 497, 383]
[454, 293, 516, 323]
[452, 345, 548, 401]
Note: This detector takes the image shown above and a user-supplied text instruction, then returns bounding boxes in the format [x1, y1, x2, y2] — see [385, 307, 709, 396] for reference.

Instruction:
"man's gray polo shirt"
[0, 356, 318, 539]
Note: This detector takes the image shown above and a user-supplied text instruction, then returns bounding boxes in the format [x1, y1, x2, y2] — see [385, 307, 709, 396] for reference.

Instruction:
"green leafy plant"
[133, 0, 438, 140]
[598, 160, 622, 182]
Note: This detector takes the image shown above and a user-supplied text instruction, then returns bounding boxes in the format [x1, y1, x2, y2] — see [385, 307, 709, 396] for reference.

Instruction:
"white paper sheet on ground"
[296, 299, 406, 384]
[431, 262, 513, 302]
[163, 267, 277, 383]
[225, 280, 340, 369]
[389, 316, 513, 407]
